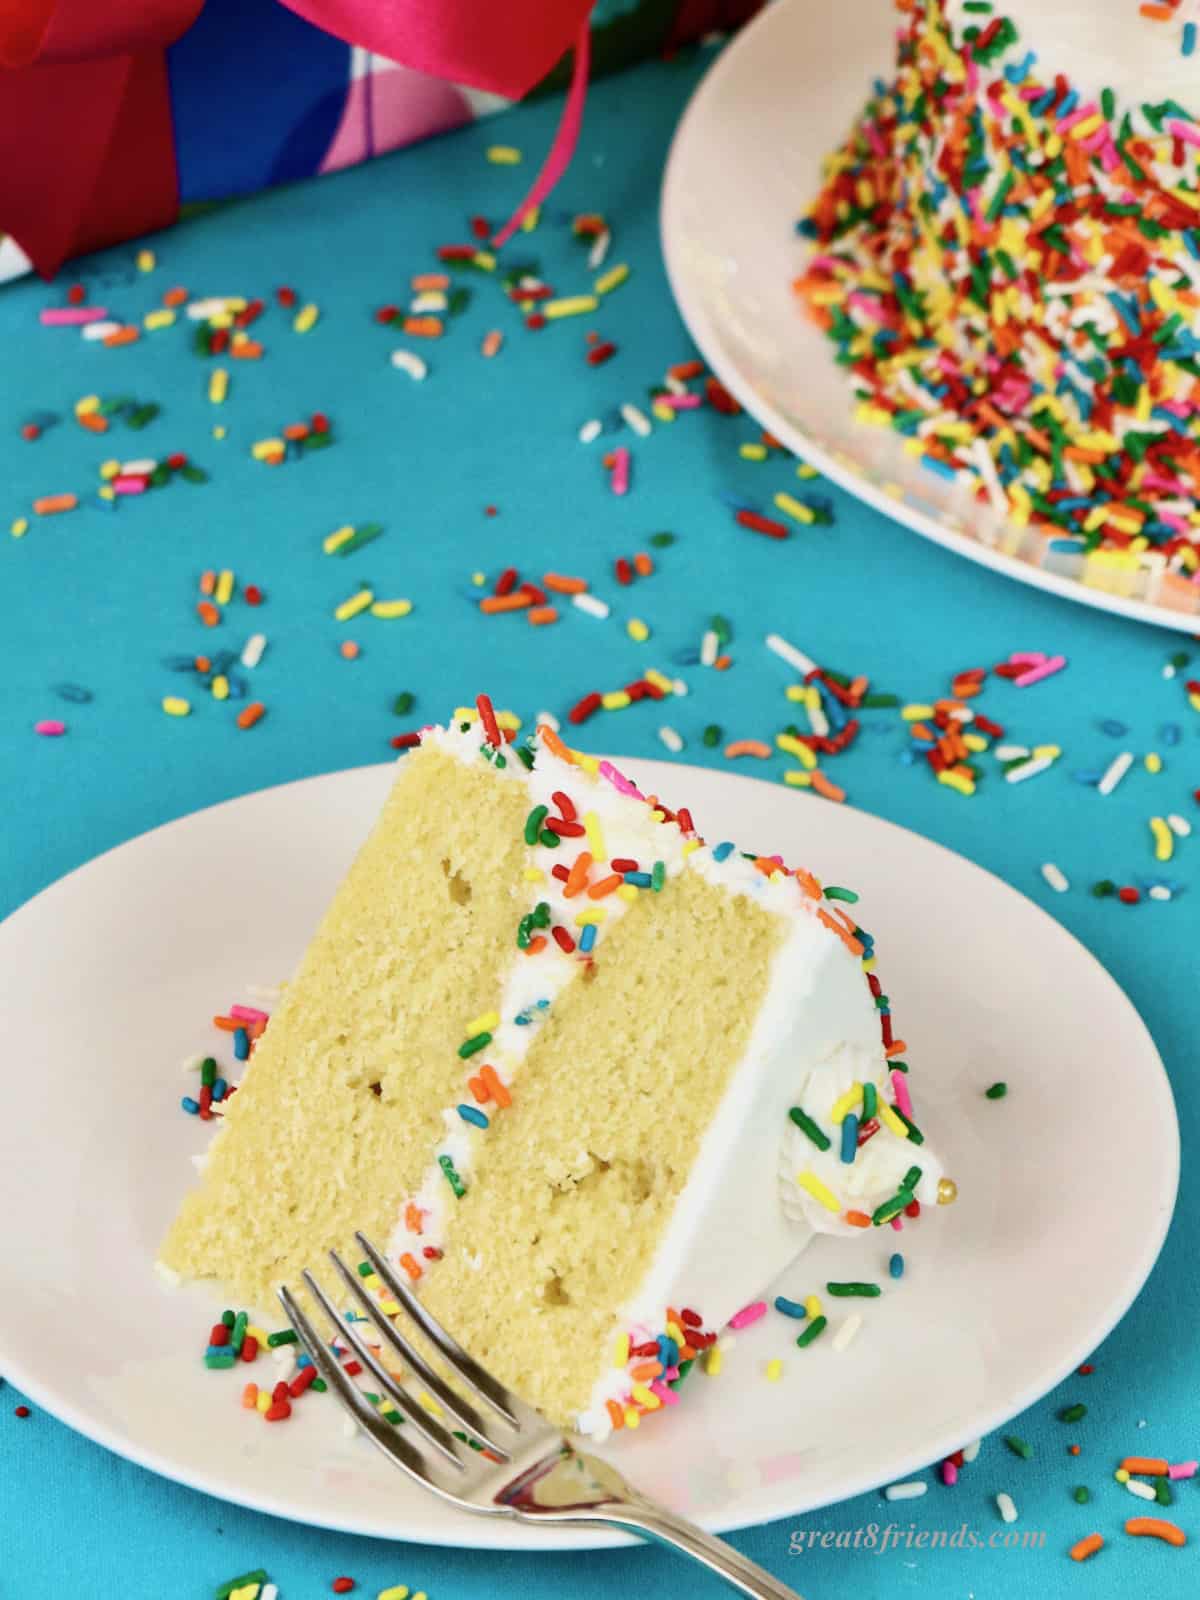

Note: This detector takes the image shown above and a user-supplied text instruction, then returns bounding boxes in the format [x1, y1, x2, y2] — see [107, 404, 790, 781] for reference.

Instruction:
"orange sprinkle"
[480, 592, 533, 615]
[340, 640, 360, 659]
[909, 722, 935, 743]
[199, 570, 217, 596]
[468, 1075, 489, 1104]
[633, 551, 654, 577]
[810, 770, 846, 803]
[194, 655, 212, 674]
[404, 1202, 424, 1235]
[1069, 1534, 1104, 1563]
[1121, 1458, 1170, 1475]
[77, 410, 108, 434]
[523, 935, 548, 955]
[843, 1210, 871, 1228]
[480, 1063, 511, 1109]
[1069, 1445, 1081, 1456]
[724, 739, 772, 759]
[282, 422, 310, 441]
[564, 851, 593, 898]
[197, 600, 220, 627]
[605, 1399, 625, 1430]
[481, 329, 503, 358]
[212, 1015, 240, 1031]
[399, 1252, 422, 1281]
[241, 1383, 259, 1410]
[230, 339, 263, 359]
[714, 655, 732, 671]
[163, 286, 189, 307]
[884, 1040, 908, 1058]
[103, 325, 139, 346]
[527, 605, 558, 626]
[847, 675, 869, 702]
[538, 724, 575, 764]
[587, 873, 624, 899]
[668, 359, 705, 381]
[411, 273, 450, 291]
[543, 572, 588, 594]
[793, 867, 822, 900]
[1125, 1517, 1185, 1547]
[629, 1360, 664, 1382]
[403, 315, 443, 338]
[817, 907, 864, 956]
[237, 701, 266, 730]
[33, 493, 79, 514]
[1139, 2, 1176, 17]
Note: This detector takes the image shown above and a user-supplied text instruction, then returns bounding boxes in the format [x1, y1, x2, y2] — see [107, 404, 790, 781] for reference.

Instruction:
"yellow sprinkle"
[704, 1344, 723, 1376]
[416, 1391, 444, 1417]
[784, 771, 812, 787]
[643, 668, 674, 693]
[617, 884, 639, 903]
[215, 569, 235, 605]
[602, 690, 631, 710]
[796, 462, 818, 478]
[143, 308, 175, 330]
[136, 248, 156, 272]
[378, 1588, 411, 1600]
[521, 206, 540, 232]
[213, 425, 227, 440]
[161, 696, 191, 717]
[682, 838, 702, 856]
[255, 1392, 272, 1416]
[1032, 743, 1062, 761]
[963, 733, 989, 754]
[378, 1299, 402, 1316]
[211, 674, 230, 702]
[784, 685, 809, 703]
[486, 144, 522, 164]
[496, 711, 521, 731]
[627, 618, 650, 643]
[370, 599, 413, 619]
[1145, 752, 1163, 775]
[522, 866, 544, 883]
[245, 1325, 268, 1344]
[334, 588, 374, 622]
[902, 703, 935, 721]
[1190, 692, 1200, 715]
[577, 754, 600, 775]
[937, 769, 976, 796]
[10, 517, 28, 538]
[777, 733, 818, 769]
[765, 1359, 784, 1382]
[624, 1407, 640, 1429]
[75, 394, 101, 416]
[630, 1383, 661, 1410]
[829, 1082, 863, 1125]
[323, 524, 355, 554]
[740, 443, 768, 461]
[594, 262, 629, 296]
[543, 295, 598, 320]
[293, 302, 320, 333]
[796, 1170, 841, 1214]
[208, 367, 229, 404]
[877, 1100, 909, 1138]
[613, 1333, 630, 1367]
[1068, 112, 1104, 141]
[98, 485, 115, 502]
[583, 810, 606, 859]
[208, 311, 234, 331]
[1115, 1468, 1131, 1484]
[471, 570, 486, 586]
[251, 438, 285, 461]
[575, 907, 607, 927]
[804, 1294, 822, 1319]
[774, 491, 815, 525]
[1150, 817, 1174, 862]
[472, 251, 496, 272]
[99, 459, 121, 481]
[651, 401, 675, 423]
[467, 1010, 500, 1036]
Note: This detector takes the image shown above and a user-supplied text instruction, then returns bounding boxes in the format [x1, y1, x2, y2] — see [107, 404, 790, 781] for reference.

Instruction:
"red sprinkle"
[610, 858, 639, 873]
[475, 692, 501, 749]
[495, 566, 518, 597]
[311, 412, 330, 434]
[244, 584, 264, 605]
[264, 1399, 291, 1422]
[614, 557, 633, 585]
[289, 1364, 319, 1397]
[552, 926, 576, 954]
[568, 691, 602, 725]
[551, 789, 577, 821]
[390, 731, 422, 750]
[331, 1581, 355, 1595]
[67, 283, 86, 305]
[240, 1336, 259, 1363]
[587, 340, 617, 366]
[14, 1405, 30, 1418]
[736, 509, 790, 539]
[375, 304, 400, 324]
[276, 286, 298, 306]
[210, 1323, 229, 1346]
[1078, 1363, 1094, 1375]
[1118, 886, 1141, 905]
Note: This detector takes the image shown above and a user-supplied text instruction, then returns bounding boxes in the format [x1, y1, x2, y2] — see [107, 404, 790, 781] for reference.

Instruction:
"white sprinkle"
[342, 1415, 359, 1439]
[1005, 755, 1055, 785]
[120, 458, 157, 477]
[658, 725, 684, 754]
[1041, 862, 1070, 893]
[1098, 750, 1134, 797]
[572, 591, 610, 620]
[81, 320, 122, 342]
[578, 418, 603, 443]
[536, 710, 560, 733]
[996, 1492, 1018, 1524]
[1163, 663, 1177, 680]
[672, 677, 689, 698]
[832, 1313, 863, 1353]
[663, 373, 688, 396]
[240, 632, 267, 669]
[700, 630, 719, 667]
[153, 1260, 181, 1288]
[185, 297, 241, 320]
[620, 402, 651, 438]
[261, 1587, 279, 1600]
[962, 1439, 982, 1463]
[180, 1052, 207, 1074]
[1124, 1478, 1158, 1502]
[765, 632, 819, 678]
[390, 347, 428, 380]
[1168, 813, 1192, 838]
[246, 983, 281, 1003]
[587, 228, 612, 271]
[884, 1480, 928, 1502]
[805, 694, 830, 740]
[1149, 885, 1173, 902]
[410, 290, 447, 313]
[994, 744, 1030, 762]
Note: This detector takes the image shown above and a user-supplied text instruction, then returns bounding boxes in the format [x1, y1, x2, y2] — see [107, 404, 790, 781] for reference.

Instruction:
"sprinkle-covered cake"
[797, 0, 1200, 612]
[163, 696, 942, 1436]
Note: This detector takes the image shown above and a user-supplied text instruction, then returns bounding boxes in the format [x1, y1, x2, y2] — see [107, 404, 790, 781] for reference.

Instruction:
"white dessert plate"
[661, 0, 1200, 633]
[0, 760, 1178, 1548]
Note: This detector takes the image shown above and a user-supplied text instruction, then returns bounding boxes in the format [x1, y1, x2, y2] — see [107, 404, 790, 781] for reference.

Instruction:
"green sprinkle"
[1005, 1434, 1034, 1459]
[985, 1082, 1008, 1099]
[788, 1106, 831, 1151]
[201, 1056, 216, 1087]
[205, 1352, 236, 1370]
[860, 1081, 877, 1121]
[447, 287, 472, 315]
[710, 614, 733, 645]
[702, 724, 722, 747]
[1073, 1486, 1090, 1505]
[438, 1153, 466, 1197]
[458, 1031, 491, 1059]
[266, 1328, 298, 1347]
[1170, 650, 1190, 669]
[651, 860, 665, 892]
[901, 1165, 923, 1192]
[532, 900, 551, 928]
[986, 170, 1014, 222]
[215, 1571, 269, 1599]
[180, 464, 209, 484]
[221, 1309, 236, 1328]
[1091, 879, 1116, 898]
[1058, 1403, 1087, 1423]
[1101, 87, 1115, 121]
[302, 429, 334, 450]
[825, 1282, 881, 1298]
[795, 1315, 828, 1348]
[895, 1110, 924, 1146]
[872, 1193, 908, 1226]
[230, 1310, 248, 1355]
[356, 1260, 372, 1277]
[126, 402, 160, 430]
[149, 463, 171, 488]
[648, 531, 676, 547]
[392, 691, 414, 715]
[862, 692, 900, 708]
[524, 805, 548, 845]
[335, 521, 384, 557]
[1155, 1476, 1173, 1506]
[516, 744, 535, 770]
[823, 886, 859, 903]
[311, 1377, 327, 1392]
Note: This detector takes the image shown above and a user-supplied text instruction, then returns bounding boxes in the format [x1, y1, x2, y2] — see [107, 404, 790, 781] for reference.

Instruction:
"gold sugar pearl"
[937, 1177, 959, 1207]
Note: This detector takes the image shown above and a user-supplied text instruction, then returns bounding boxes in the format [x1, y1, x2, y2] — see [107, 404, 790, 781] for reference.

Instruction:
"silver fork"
[279, 1232, 803, 1600]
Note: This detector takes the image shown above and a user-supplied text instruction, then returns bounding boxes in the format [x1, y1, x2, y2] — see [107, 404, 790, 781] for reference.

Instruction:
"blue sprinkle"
[656, 1335, 679, 1369]
[773, 1295, 808, 1320]
[1099, 719, 1128, 737]
[53, 682, 93, 703]
[514, 1013, 531, 1026]
[1072, 770, 1102, 786]
[212, 1078, 227, 1101]
[920, 454, 959, 482]
[841, 1113, 859, 1164]
[297, 1353, 313, 1368]
[623, 871, 652, 888]
[181, 1096, 199, 1115]
[1184, 20, 1196, 56]
[1162, 723, 1181, 746]
[205, 1345, 234, 1361]
[579, 923, 597, 954]
[712, 841, 735, 862]
[457, 1104, 489, 1129]
[889, 1253, 905, 1280]
[717, 488, 757, 513]
[233, 1027, 249, 1061]
[161, 654, 197, 671]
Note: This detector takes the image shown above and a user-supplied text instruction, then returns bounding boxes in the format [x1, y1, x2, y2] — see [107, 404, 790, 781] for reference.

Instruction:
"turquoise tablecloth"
[1, 42, 1195, 1600]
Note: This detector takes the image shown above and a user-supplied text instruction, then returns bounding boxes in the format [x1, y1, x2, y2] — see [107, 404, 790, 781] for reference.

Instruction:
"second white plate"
[0, 759, 1179, 1547]
[661, 0, 1200, 632]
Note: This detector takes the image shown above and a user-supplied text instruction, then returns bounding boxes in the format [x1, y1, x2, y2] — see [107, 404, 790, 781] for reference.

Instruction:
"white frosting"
[384, 716, 941, 1435]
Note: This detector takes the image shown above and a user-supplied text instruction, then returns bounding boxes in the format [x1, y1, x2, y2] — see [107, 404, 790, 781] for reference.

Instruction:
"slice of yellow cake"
[162, 697, 943, 1435]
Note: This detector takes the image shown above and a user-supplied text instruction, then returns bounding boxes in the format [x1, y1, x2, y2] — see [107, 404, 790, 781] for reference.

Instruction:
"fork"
[279, 1232, 803, 1600]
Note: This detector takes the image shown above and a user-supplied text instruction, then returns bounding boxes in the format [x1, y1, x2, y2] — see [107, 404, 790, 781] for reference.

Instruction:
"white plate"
[661, 0, 1200, 633]
[0, 761, 1178, 1548]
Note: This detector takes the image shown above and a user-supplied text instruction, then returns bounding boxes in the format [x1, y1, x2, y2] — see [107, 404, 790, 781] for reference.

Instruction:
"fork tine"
[302, 1267, 468, 1473]
[277, 1284, 451, 1487]
[328, 1251, 508, 1458]
[356, 1233, 539, 1431]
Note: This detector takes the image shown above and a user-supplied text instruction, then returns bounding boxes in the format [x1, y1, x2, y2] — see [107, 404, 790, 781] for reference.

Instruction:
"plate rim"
[0, 758, 1180, 1549]
[659, 0, 1199, 636]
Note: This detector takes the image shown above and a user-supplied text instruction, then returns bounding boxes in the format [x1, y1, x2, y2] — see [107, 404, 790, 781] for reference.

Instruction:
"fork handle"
[584, 1499, 804, 1600]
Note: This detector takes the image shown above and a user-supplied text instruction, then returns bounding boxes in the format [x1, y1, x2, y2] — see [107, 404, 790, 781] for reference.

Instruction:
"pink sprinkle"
[597, 759, 643, 799]
[610, 446, 630, 497]
[650, 1379, 679, 1406]
[1168, 119, 1200, 148]
[889, 1215, 904, 1232]
[942, 1460, 959, 1486]
[229, 1004, 270, 1023]
[1169, 1461, 1198, 1480]
[728, 1300, 767, 1330]
[113, 476, 147, 495]
[1056, 101, 1099, 134]
[656, 392, 702, 411]
[1007, 650, 1047, 666]
[1014, 654, 1067, 689]
[891, 1070, 913, 1121]
[34, 719, 67, 736]
[39, 305, 109, 326]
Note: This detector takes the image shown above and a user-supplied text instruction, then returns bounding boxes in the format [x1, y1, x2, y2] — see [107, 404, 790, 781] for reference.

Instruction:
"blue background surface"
[1, 43, 1197, 1598]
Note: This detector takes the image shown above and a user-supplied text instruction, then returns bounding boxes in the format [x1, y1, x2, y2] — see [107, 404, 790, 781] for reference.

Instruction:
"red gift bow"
[0, 0, 593, 276]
